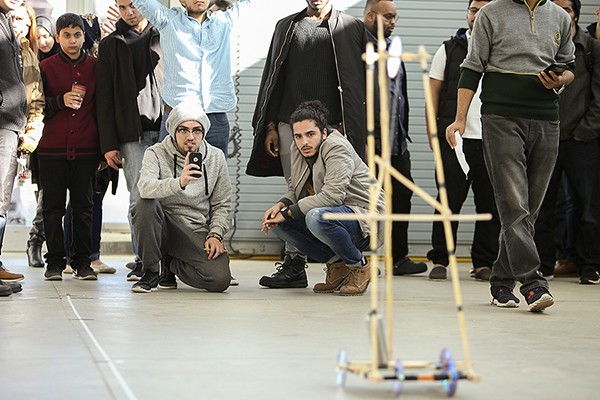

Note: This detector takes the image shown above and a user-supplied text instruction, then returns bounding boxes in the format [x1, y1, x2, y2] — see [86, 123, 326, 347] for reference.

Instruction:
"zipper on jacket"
[328, 14, 347, 133]
[257, 20, 296, 132]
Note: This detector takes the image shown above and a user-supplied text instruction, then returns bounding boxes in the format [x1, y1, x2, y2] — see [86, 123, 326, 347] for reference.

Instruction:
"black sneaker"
[428, 265, 447, 280]
[0, 282, 12, 296]
[158, 256, 177, 289]
[72, 265, 98, 280]
[0, 280, 22, 293]
[44, 265, 64, 281]
[132, 271, 160, 293]
[490, 286, 520, 308]
[127, 262, 143, 281]
[536, 269, 554, 281]
[525, 287, 554, 312]
[579, 266, 600, 285]
[393, 257, 427, 276]
[259, 256, 308, 288]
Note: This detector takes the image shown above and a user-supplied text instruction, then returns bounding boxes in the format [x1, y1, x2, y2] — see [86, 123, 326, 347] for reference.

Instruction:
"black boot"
[27, 243, 44, 268]
[259, 256, 308, 288]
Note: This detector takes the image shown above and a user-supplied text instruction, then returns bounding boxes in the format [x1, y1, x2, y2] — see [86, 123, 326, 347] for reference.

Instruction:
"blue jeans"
[159, 111, 229, 158]
[158, 110, 170, 142]
[481, 115, 559, 295]
[0, 129, 18, 258]
[121, 131, 160, 261]
[271, 206, 370, 266]
[205, 113, 229, 157]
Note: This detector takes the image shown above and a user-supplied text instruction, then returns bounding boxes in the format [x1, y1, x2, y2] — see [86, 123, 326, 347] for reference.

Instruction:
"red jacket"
[38, 51, 99, 160]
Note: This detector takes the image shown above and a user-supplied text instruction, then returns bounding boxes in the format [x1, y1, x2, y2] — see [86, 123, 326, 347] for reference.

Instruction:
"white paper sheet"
[453, 130, 470, 179]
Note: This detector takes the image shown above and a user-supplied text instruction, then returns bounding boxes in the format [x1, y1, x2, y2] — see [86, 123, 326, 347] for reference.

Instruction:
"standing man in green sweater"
[446, 0, 575, 312]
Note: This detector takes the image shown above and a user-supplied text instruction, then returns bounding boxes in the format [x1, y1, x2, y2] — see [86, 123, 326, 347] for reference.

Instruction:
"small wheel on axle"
[440, 348, 459, 397]
[336, 349, 348, 387]
[392, 358, 404, 397]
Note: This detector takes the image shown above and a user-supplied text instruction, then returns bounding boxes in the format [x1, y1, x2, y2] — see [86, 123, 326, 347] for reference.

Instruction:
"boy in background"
[38, 13, 99, 280]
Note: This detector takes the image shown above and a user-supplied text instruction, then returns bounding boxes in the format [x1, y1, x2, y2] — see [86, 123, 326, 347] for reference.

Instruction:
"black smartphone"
[543, 63, 568, 75]
[189, 152, 203, 178]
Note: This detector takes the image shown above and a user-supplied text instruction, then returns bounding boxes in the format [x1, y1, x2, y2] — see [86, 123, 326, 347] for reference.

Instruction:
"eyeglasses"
[175, 126, 204, 135]
[467, 7, 481, 14]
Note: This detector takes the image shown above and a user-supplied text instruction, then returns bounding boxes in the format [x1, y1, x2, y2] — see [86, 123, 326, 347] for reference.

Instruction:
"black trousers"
[389, 150, 413, 263]
[427, 138, 500, 267]
[39, 158, 97, 268]
[535, 138, 600, 274]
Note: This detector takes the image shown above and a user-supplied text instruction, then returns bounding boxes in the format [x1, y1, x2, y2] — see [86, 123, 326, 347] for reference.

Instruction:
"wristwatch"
[280, 206, 293, 221]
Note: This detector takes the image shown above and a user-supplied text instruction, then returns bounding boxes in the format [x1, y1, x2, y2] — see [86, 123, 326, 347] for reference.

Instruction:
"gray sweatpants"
[277, 122, 306, 261]
[132, 198, 231, 292]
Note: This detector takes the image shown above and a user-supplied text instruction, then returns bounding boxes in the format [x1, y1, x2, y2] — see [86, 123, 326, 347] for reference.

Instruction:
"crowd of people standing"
[0, 0, 597, 313]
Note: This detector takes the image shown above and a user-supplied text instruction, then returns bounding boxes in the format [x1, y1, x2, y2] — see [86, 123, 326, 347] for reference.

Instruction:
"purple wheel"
[336, 349, 348, 387]
[439, 348, 458, 397]
[392, 358, 404, 397]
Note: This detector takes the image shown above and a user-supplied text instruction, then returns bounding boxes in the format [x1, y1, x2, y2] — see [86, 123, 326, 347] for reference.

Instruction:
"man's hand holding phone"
[539, 63, 570, 92]
[179, 152, 203, 189]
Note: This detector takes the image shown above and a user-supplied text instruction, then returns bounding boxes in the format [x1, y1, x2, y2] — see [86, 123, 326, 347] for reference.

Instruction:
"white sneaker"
[64, 265, 73, 274]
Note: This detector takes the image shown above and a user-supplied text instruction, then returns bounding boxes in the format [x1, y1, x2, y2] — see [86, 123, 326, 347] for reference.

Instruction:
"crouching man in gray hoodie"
[131, 102, 232, 293]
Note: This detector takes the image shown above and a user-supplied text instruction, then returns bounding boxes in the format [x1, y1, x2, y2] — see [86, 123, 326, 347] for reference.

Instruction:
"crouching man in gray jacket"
[131, 102, 232, 293]
[261, 101, 385, 296]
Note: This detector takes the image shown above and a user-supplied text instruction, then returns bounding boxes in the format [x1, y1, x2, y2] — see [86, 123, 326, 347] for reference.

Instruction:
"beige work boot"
[313, 261, 350, 293]
[338, 262, 371, 296]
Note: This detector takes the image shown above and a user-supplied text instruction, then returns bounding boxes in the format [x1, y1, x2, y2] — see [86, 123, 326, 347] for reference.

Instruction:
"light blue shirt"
[132, 0, 250, 113]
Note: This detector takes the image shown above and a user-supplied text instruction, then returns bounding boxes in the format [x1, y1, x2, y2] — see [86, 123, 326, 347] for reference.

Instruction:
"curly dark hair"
[289, 100, 329, 133]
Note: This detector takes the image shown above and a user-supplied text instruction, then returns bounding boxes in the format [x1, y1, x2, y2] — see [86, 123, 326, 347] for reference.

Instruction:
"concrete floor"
[1, 254, 599, 400]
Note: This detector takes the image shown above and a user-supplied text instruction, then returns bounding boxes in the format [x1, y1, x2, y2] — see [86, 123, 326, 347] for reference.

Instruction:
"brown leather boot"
[313, 261, 350, 293]
[554, 260, 578, 277]
[338, 262, 371, 296]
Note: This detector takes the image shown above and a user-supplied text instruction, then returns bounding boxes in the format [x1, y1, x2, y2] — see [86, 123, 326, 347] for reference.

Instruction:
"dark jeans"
[535, 138, 600, 273]
[205, 113, 230, 157]
[271, 206, 370, 266]
[132, 199, 230, 292]
[427, 138, 500, 268]
[64, 188, 106, 262]
[481, 115, 559, 295]
[39, 158, 97, 268]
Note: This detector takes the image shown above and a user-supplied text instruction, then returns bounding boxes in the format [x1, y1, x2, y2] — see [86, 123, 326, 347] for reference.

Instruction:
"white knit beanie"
[166, 101, 211, 139]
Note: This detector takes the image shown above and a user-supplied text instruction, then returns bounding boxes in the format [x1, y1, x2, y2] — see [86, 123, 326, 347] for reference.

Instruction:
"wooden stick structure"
[326, 17, 483, 396]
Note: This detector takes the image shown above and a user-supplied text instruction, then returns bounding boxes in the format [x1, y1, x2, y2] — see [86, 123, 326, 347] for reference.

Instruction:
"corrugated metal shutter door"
[226, 0, 599, 257]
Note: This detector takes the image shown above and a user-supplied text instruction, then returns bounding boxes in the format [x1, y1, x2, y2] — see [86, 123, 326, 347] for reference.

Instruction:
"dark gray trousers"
[132, 198, 230, 292]
[481, 114, 559, 296]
